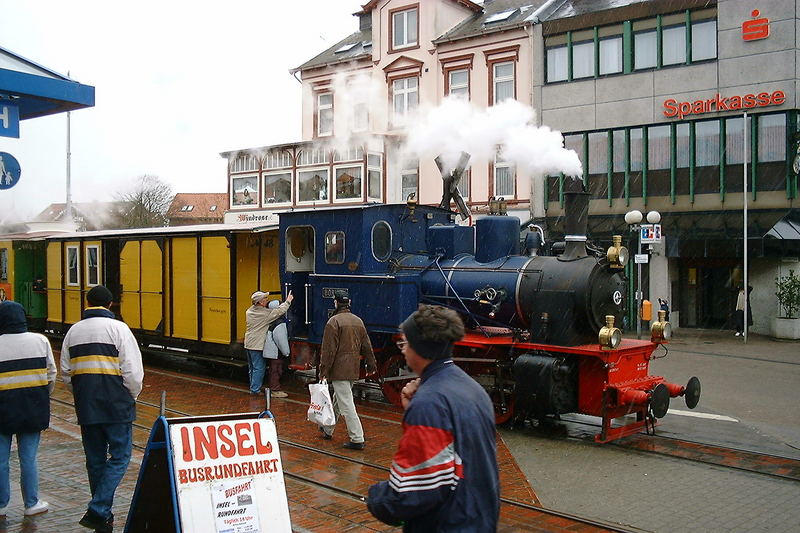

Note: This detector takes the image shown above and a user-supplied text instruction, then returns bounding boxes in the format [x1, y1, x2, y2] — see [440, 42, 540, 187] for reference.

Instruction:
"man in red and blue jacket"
[367, 305, 499, 532]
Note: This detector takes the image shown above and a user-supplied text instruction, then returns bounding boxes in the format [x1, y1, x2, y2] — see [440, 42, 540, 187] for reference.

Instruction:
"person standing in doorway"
[61, 285, 144, 533]
[244, 291, 293, 397]
[0, 301, 56, 518]
[367, 305, 499, 531]
[318, 291, 377, 450]
[734, 286, 753, 336]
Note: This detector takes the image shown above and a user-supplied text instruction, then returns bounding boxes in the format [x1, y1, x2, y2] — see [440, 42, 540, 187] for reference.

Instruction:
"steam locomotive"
[280, 187, 700, 443]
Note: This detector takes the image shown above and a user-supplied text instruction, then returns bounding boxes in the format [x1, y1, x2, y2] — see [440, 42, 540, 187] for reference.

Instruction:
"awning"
[0, 46, 95, 120]
[537, 209, 800, 242]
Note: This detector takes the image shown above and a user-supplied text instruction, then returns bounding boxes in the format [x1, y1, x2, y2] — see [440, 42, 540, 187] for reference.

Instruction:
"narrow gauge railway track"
[524, 416, 800, 483]
[49, 392, 641, 533]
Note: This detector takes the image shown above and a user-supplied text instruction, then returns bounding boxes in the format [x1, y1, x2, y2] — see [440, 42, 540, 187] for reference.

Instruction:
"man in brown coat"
[318, 291, 377, 449]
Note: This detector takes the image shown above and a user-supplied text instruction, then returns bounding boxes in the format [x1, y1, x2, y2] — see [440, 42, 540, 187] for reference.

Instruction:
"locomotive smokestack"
[562, 181, 589, 260]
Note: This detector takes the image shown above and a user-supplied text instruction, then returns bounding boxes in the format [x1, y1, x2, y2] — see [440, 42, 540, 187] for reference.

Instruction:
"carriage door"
[285, 226, 315, 339]
[119, 239, 164, 333]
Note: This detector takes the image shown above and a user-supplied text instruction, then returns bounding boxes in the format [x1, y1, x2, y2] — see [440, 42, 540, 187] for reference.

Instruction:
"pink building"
[222, 0, 544, 223]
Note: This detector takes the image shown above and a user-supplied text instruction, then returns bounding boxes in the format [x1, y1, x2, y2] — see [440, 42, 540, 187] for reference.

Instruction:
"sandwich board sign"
[124, 412, 291, 533]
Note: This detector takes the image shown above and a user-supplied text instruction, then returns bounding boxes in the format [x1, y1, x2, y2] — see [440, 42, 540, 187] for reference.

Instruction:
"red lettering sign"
[663, 90, 785, 119]
[180, 421, 274, 462]
[743, 10, 769, 41]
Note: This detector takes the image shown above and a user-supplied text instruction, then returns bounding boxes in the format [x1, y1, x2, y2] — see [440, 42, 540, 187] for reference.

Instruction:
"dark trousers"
[80, 423, 132, 520]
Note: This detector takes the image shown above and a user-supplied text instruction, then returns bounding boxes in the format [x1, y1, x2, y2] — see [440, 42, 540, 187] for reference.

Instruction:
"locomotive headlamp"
[598, 315, 622, 350]
[650, 310, 672, 343]
[606, 235, 629, 269]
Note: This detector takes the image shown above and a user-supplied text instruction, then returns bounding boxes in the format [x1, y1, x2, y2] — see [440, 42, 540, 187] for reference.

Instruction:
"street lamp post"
[625, 209, 661, 339]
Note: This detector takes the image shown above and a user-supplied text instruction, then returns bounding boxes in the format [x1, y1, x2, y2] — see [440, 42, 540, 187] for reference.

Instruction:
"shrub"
[775, 271, 800, 319]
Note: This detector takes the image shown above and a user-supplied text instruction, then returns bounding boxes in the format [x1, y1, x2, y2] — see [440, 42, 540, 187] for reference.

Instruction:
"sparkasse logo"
[742, 9, 769, 41]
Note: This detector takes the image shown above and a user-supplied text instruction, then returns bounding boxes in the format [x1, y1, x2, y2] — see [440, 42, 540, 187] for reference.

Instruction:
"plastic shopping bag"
[307, 379, 335, 426]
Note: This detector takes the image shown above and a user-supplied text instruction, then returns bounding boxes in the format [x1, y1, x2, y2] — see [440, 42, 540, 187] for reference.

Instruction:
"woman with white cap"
[244, 290, 293, 396]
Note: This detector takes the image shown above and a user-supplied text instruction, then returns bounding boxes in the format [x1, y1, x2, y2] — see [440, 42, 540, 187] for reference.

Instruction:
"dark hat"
[0, 301, 27, 335]
[400, 314, 452, 360]
[87, 285, 113, 307]
[334, 290, 350, 305]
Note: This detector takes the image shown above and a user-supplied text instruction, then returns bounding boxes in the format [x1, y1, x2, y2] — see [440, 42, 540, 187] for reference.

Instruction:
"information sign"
[0, 152, 21, 190]
[634, 254, 649, 264]
[169, 416, 291, 533]
[640, 224, 662, 244]
[0, 104, 20, 138]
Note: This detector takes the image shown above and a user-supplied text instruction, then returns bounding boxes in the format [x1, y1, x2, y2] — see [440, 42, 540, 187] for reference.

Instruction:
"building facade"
[222, 0, 800, 334]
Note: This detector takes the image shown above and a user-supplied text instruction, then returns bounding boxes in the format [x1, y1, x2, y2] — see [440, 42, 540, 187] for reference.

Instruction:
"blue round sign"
[0, 152, 21, 190]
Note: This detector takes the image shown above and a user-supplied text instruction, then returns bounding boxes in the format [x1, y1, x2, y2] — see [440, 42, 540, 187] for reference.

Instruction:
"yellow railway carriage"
[45, 223, 280, 362]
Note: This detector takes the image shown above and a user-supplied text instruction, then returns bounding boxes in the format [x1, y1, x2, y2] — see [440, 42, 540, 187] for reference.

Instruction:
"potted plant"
[771, 271, 800, 340]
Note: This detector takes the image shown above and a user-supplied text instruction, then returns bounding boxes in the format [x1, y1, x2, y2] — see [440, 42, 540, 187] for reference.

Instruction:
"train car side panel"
[171, 237, 199, 340]
[235, 233, 259, 342]
[200, 236, 231, 344]
[260, 231, 280, 300]
[119, 241, 142, 328]
[46, 242, 62, 324]
[141, 239, 164, 331]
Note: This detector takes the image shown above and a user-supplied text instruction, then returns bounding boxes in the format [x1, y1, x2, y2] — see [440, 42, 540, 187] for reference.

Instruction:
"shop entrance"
[678, 260, 738, 328]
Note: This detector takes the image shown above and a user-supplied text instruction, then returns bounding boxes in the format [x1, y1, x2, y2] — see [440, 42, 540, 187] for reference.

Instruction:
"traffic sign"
[0, 152, 21, 190]
[640, 224, 662, 243]
[0, 104, 20, 138]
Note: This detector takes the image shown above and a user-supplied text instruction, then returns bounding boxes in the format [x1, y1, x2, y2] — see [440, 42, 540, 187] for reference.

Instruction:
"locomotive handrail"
[309, 273, 397, 279]
[304, 283, 311, 325]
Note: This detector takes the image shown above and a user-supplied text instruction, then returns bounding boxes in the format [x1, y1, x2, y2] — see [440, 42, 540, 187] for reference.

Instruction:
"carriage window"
[287, 226, 313, 261]
[86, 245, 100, 287]
[325, 232, 345, 264]
[372, 221, 392, 261]
[0, 248, 7, 281]
[67, 246, 80, 286]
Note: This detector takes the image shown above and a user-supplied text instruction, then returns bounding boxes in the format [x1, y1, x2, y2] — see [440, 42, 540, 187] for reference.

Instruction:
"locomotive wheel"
[650, 383, 670, 419]
[684, 376, 701, 409]
[379, 353, 414, 407]
[490, 389, 515, 425]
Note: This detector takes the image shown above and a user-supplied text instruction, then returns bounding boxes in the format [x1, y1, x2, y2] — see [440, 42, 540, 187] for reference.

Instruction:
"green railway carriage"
[0, 232, 50, 329]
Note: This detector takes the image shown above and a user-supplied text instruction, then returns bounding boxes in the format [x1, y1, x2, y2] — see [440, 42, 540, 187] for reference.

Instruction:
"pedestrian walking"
[318, 291, 377, 449]
[658, 298, 670, 322]
[61, 285, 144, 533]
[244, 290, 293, 397]
[367, 305, 499, 532]
[0, 301, 56, 518]
[734, 286, 753, 336]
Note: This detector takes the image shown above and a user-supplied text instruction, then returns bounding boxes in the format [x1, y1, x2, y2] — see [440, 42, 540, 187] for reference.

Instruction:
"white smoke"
[404, 97, 582, 178]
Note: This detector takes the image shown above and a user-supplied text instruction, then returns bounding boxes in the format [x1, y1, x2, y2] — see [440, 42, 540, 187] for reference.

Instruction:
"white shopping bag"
[307, 379, 336, 426]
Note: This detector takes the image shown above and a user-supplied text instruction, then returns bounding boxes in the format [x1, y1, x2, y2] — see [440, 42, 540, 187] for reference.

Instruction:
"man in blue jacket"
[367, 305, 499, 532]
[62, 285, 143, 533]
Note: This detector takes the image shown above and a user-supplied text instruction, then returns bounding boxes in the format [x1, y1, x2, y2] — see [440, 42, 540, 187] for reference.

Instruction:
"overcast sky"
[0, 0, 364, 221]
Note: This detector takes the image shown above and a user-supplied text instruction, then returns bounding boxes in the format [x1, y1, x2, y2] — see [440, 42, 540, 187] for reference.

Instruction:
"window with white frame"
[392, 77, 418, 126]
[368, 153, 382, 200]
[492, 61, 514, 103]
[448, 69, 469, 97]
[325, 232, 345, 264]
[392, 7, 418, 49]
[0, 248, 7, 281]
[297, 169, 329, 203]
[335, 166, 362, 201]
[232, 176, 258, 206]
[494, 153, 515, 197]
[86, 245, 100, 287]
[317, 93, 333, 137]
[67, 246, 80, 286]
[264, 172, 292, 204]
[401, 167, 418, 202]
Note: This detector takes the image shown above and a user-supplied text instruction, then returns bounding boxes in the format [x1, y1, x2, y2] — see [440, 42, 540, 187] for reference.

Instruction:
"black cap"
[334, 290, 350, 305]
[87, 285, 113, 307]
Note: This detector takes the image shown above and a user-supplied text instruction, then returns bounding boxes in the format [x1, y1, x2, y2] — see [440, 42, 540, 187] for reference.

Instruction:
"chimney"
[561, 181, 589, 260]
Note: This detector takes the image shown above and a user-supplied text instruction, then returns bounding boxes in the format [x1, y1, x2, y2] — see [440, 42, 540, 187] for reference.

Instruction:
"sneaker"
[271, 390, 288, 398]
[24, 500, 49, 516]
[735, 332, 741, 336]
[343, 441, 365, 450]
[319, 426, 332, 440]
[79, 510, 113, 532]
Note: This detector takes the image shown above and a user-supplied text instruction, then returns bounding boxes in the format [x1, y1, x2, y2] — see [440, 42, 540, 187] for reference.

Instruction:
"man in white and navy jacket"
[61, 285, 143, 533]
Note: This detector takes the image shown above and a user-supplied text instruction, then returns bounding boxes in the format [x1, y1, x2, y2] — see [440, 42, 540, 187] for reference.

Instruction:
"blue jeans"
[80, 423, 132, 520]
[0, 432, 41, 509]
[247, 349, 267, 394]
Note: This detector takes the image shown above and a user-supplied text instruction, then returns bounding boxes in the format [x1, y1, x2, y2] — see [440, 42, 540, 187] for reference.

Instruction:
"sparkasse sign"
[663, 90, 785, 119]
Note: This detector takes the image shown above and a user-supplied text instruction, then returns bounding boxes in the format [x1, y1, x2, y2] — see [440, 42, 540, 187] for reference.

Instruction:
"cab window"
[325, 232, 345, 264]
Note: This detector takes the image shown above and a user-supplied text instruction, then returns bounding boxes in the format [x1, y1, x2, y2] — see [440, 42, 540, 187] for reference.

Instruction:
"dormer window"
[484, 9, 516, 24]
[180, 205, 194, 212]
[210, 205, 217, 211]
[392, 6, 418, 50]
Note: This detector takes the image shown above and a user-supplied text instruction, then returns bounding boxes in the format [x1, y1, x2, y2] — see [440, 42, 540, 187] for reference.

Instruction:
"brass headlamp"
[606, 235, 629, 269]
[651, 310, 672, 343]
[598, 315, 622, 350]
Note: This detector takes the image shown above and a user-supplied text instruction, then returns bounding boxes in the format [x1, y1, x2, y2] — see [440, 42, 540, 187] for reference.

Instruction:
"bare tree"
[116, 175, 174, 228]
